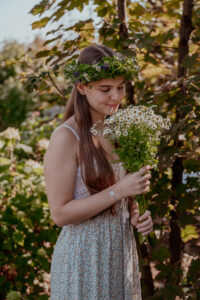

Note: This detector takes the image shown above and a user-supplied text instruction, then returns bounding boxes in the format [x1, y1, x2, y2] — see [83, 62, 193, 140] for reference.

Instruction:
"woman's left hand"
[130, 202, 153, 236]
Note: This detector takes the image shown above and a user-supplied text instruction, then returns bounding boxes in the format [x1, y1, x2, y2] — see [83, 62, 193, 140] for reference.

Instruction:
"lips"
[107, 104, 118, 109]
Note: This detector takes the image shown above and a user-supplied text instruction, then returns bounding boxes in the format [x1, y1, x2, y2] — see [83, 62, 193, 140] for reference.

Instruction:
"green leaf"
[183, 159, 200, 172]
[182, 53, 199, 70]
[187, 258, 200, 282]
[6, 291, 21, 300]
[29, 0, 50, 16]
[32, 17, 50, 29]
[152, 246, 170, 262]
[36, 50, 51, 58]
[181, 225, 198, 242]
[43, 34, 63, 46]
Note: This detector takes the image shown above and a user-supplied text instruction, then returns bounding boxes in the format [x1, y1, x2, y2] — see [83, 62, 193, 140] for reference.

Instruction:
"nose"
[110, 89, 121, 102]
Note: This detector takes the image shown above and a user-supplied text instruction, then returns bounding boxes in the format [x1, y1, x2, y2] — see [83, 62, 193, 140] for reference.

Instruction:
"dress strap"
[59, 124, 80, 141]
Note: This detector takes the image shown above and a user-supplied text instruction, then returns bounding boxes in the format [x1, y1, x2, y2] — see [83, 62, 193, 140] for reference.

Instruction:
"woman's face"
[77, 76, 126, 124]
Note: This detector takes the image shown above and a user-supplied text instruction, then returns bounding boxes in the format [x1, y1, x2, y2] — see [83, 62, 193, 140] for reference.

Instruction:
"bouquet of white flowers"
[90, 105, 171, 227]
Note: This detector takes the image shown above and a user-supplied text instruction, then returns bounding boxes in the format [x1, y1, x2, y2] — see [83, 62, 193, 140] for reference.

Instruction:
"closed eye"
[100, 86, 125, 93]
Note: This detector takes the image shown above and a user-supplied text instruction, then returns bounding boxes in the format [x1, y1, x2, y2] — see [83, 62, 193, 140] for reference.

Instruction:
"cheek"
[120, 89, 126, 98]
[86, 92, 105, 106]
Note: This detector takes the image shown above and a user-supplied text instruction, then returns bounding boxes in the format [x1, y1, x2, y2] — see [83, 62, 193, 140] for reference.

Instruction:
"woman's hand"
[116, 165, 152, 199]
[130, 202, 153, 236]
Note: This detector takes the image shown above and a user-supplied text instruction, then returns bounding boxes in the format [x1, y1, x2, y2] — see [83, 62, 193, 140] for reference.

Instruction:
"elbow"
[49, 201, 78, 226]
[51, 211, 68, 227]
[52, 217, 64, 227]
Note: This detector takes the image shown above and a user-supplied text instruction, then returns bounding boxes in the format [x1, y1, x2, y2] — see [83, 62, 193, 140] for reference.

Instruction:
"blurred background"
[0, 0, 199, 299]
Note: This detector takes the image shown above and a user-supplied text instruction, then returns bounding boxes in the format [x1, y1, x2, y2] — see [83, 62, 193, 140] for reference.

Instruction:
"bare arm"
[44, 127, 123, 226]
[44, 127, 151, 227]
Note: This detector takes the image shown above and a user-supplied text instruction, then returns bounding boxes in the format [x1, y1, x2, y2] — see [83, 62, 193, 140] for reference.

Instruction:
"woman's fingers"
[140, 173, 151, 182]
[138, 165, 152, 176]
[141, 228, 153, 236]
[136, 210, 153, 235]
[136, 217, 152, 229]
[138, 210, 151, 222]
[130, 208, 140, 226]
[137, 221, 153, 235]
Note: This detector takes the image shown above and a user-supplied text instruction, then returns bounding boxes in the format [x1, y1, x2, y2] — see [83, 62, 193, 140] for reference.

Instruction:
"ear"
[76, 82, 87, 95]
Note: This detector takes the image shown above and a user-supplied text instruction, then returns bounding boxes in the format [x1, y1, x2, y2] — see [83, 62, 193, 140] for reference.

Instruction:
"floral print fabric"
[50, 162, 142, 300]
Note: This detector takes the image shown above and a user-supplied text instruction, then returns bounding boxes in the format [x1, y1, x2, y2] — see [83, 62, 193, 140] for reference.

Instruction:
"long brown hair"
[62, 44, 118, 215]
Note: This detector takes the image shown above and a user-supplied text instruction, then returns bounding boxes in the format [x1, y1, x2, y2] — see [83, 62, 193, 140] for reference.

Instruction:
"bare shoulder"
[62, 115, 81, 136]
[43, 116, 81, 219]
[44, 115, 80, 168]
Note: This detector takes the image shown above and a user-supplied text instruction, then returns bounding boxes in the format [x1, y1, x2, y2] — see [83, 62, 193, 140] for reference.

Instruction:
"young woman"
[44, 44, 153, 300]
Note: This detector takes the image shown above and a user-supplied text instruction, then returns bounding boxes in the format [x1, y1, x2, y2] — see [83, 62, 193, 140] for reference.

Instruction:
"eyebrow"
[98, 79, 126, 87]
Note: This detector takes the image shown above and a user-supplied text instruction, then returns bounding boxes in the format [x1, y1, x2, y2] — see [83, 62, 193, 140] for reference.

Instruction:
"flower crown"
[64, 56, 140, 84]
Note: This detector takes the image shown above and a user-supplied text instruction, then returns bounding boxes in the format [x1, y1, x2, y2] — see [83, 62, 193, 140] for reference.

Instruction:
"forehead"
[93, 76, 125, 87]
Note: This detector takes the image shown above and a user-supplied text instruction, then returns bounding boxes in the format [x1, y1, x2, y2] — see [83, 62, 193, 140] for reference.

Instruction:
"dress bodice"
[53, 124, 129, 222]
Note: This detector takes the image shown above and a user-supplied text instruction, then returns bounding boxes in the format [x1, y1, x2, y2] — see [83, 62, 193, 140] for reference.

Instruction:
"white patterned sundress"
[50, 124, 142, 300]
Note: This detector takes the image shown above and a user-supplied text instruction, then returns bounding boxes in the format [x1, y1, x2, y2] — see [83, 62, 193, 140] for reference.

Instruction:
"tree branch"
[47, 72, 66, 100]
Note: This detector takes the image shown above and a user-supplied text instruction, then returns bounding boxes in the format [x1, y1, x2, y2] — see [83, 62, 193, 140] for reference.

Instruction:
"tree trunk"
[178, 0, 194, 78]
[140, 244, 154, 298]
[169, 0, 194, 284]
[117, 0, 128, 40]
[117, 0, 136, 105]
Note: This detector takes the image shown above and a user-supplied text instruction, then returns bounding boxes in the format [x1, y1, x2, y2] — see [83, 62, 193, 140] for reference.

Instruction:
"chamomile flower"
[103, 128, 112, 135]
[123, 129, 128, 136]
[116, 130, 121, 137]
[119, 116, 125, 123]
[126, 115, 132, 122]
[90, 128, 98, 135]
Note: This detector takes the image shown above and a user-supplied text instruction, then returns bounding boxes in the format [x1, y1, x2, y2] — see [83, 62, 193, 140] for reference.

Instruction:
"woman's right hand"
[116, 165, 152, 199]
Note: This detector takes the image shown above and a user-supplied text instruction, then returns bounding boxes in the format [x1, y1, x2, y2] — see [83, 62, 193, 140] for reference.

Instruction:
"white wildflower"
[118, 116, 125, 123]
[104, 119, 111, 125]
[16, 143, 33, 154]
[90, 128, 98, 135]
[126, 115, 132, 122]
[95, 66, 101, 72]
[26, 159, 41, 169]
[0, 127, 20, 141]
[133, 116, 141, 124]
[0, 139, 4, 150]
[123, 130, 128, 136]
[83, 73, 90, 81]
[37, 138, 49, 151]
[116, 130, 121, 137]
[103, 128, 112, 135]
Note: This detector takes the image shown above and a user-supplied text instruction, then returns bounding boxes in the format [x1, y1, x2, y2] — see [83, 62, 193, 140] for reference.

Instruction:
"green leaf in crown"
[64, 56, 140, 84]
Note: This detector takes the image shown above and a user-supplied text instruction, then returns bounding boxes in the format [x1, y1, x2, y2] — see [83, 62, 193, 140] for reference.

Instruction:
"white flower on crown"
[95, 66, 101, 72]
[83, 73, 90, 81]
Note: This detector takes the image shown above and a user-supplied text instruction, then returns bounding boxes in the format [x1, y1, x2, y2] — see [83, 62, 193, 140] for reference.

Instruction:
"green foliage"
[0, 43, 35, 130]
[32, 17, 51, 29]
[6, 291, 21, 300]
[0, 0, 198, 298]
[0, 114, 62, 299]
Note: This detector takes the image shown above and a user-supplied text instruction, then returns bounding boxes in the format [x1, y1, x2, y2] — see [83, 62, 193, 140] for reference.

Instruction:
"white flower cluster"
[90, 105, 171, 140]
[0, 127, 21, 141]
